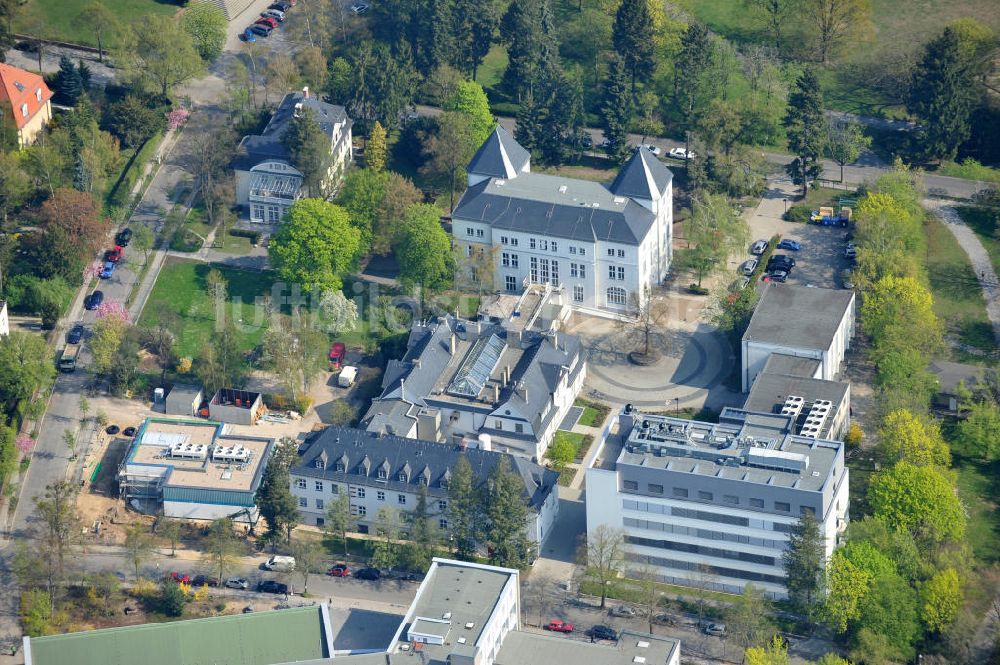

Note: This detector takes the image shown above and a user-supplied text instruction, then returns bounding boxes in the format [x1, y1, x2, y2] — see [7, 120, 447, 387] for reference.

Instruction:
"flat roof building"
[744, 355, 851, 441]
[587, 406, 849, 599]
[118, 418, 274, 523]
[742, 284, 855, 392]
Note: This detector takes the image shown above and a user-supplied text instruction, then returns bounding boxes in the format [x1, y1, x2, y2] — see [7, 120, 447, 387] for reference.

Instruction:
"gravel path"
[926, 200, 1000, 346]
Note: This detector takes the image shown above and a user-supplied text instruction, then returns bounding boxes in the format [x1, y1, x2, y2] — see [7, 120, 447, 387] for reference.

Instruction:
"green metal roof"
[26, 606, 330, 665]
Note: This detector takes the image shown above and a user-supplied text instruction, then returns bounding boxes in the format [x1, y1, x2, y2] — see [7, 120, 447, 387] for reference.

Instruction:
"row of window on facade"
[250, 204, 283, 222]
[294, 477, 449, 508]
[503, 275, 625, 307]
[302, 497, 450, 530]
[622, 480, 816, 515]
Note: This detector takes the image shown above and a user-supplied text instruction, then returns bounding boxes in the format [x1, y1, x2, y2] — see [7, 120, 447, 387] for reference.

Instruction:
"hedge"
[783, 205, 813, 223]
[229, 228, 262, 245]
[107, 131, 163, 208]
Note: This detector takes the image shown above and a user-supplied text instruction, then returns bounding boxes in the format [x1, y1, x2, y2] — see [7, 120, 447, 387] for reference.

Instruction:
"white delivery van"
[338, 366, 358, 388]
[264, 555, 296, 572]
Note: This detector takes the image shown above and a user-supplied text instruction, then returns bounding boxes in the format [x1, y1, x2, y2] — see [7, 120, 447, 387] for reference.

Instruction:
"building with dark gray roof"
[233, 88, 352, 224]
[742, 284, 855, 392]
[361, 286, 586, 460]
[289, 425, 560, 547]
[453, 130, 673, 314]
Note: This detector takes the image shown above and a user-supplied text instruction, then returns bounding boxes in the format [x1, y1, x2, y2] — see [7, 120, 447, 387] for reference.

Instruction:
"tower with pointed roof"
[467, 125, 532, 186]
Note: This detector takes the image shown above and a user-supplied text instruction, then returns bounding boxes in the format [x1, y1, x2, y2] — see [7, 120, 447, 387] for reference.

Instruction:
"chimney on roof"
[516, 382, 528, 402]
[493, 383, 500, 403]
[303, 86, 309, 99]
[450, 334, 456, 355]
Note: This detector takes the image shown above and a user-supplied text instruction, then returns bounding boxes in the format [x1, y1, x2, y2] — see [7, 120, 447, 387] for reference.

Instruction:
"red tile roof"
[0, 63, 53, 130]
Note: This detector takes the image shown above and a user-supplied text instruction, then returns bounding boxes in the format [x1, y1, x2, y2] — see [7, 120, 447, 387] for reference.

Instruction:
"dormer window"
[336, 463, 345, 472]
[378, 469, 387, 479]
[35, 88, 42, 102]
[315, 459, 325, 469]
[398, 472, 408, 482]
[20, 103, 28, 118]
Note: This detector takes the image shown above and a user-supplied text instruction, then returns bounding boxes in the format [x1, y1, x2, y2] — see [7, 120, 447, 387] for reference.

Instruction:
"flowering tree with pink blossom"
[85, 261, 104, 281]
[166, 108, 191, 131]
[96, 299, 129, 322]
[16, 434, 35, 455]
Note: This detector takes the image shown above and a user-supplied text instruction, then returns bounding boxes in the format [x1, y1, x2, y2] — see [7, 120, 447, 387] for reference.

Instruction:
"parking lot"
[742, 182, 855, 291]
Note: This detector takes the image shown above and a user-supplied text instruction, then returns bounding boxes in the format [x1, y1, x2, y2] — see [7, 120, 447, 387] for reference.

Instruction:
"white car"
[261, 8, 285, 20]
[669, 147, 696, 160]
[350, 2, 369, 13]
[610, 605, 637, 617]
[845, 242, 857, 258]
[642, 144, 661, 156]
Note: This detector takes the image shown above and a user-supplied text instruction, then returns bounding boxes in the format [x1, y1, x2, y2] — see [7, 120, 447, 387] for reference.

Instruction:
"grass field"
[946, 419, 1000, 562]
[925, 213, 995, 356]
[14, 0, 179, 46]
[957, 206, 1000, 279]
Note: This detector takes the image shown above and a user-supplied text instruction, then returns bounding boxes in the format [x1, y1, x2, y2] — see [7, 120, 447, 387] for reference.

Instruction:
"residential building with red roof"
[0, 63, 53, 148]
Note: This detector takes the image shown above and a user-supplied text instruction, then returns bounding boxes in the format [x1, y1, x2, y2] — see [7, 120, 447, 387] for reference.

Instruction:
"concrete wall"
[163, 500, 258, 523]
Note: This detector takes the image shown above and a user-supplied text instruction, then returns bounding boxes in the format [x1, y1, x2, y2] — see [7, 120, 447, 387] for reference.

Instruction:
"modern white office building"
[451, 127, 673, 314]
[586, 406, 850, 599]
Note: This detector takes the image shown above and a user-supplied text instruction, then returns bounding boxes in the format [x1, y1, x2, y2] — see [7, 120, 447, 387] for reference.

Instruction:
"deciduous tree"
[421, 112, 478, 212]
[444, 81, 495, 145]
[0, 331, 56, 415]
[159, 518, 182, 556]
[576, 524, 625, 608]
[956, 401, 1000, 461]
[806, 0, 873, 64]
[118, 15, 205, 99]
[124, 524, 155, 580]
[727, 583, 774, 650]
[0, 151, 30, 227]
[366, 121, 388, 172]
[269, 199, 361, 292]
[867, 461, 966, 544]
[78, 1, 120, 62]
[744, 0, 795, 49]
[919, 567, 962, 634]
[395, 203, 454, 292]
[204, 518, 240, 584]
[876, 409, 950, 467]
[324, 493, 352, 556]
[182, 2, 227, 62]
[291, 539, 325, 594]
[826, 119, 871, 182]
[37, 188, 109, 257]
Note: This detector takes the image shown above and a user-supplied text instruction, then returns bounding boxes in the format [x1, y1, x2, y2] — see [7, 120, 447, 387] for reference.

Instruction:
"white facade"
[0, 301, 8, 337]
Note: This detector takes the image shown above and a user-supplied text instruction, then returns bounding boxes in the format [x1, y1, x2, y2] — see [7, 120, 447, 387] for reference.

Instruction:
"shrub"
[294, 396, 312, 415]
[844, 423, 864, 448]
[159, 580, 187, 617]
[688, 284, 710, 295]
[229, 228, 262, 244]
[784, 205, 813, 223]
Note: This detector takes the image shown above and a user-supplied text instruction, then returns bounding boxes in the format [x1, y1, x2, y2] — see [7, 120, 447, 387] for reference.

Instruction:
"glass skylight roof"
[447, 333, 505, 398]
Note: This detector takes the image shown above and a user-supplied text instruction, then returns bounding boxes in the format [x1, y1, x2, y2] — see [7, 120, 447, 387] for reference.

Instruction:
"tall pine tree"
[283, 107, 332, 196]
[500, 0, 558, 100]
[674, 23, 714, 167]
[55, 55, 84, 106]
[782, 511, 826, 620]
[601, 56, 632, 164]
[453, 0, 499, 80]
[784, 68, 826, 198]
[484, 456, 532, 568]
[536, 69, 584, 166]
[515, 88, 545, 155]
[612, 0, 654, 95]
[909, 27, 975, 162]
[446, 455, 480, 560]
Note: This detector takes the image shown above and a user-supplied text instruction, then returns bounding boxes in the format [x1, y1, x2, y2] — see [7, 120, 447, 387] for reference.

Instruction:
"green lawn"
[925, 213, 995, 356]
[957, 206, 1000, 279]
[947, 419, 1000, 562]
[138, 258, 277, 359]
[938, 160, 1000, 184]
[218, 231, 255, 256]
[14, 0, 178, 47]
[574, 398, 611, 427]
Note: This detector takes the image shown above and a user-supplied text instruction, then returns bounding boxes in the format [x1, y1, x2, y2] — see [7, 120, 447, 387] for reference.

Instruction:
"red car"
[328, 563, 350, 577]
[329, 342, 346, 370]
[255, 16, 279, 29]
[169, 572, 191, 584]
[106, 245, 123, 263]
[546, 620, 574, 633]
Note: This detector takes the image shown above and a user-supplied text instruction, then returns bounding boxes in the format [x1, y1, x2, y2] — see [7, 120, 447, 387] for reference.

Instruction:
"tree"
[33, 481, 81, 598]
[371, 507, 400, 570]
[826, 119, 871, 182]
[620, 288, 670, 360]
[348, 42, 418, 133]
[159, 518, 182, 556]
[447, 455, 480, 559]
[291, 539, 325, 595]
[54, 56, 84, 106]
[295, 46, 328, 90]
[860, 275, 942, 355]
[499, 0, 558, 99]
[374, 173, 423, 255]
[63, 429, 77, 460]
[844, 423, 864, 447]
[545, 436, 575, 469]
[89, 315, 129, 375]
[674, 23, 715, 163]
[422, 112, 478, 212]
[956, 401, 1000, 461]
[783, 511, 826, 618]
[0, 0, 20, 61]
[395, 203, 453, 292]
[37, 188, 109, 257]
[0, 331, 56, 415]
[0, 151, 30, 226]
[324, 493, 352, 556]
[744, 635, 788, 665]
[407, 485, 438, 570]
[366, 121, 388, 172]
[825, 551, 873, 633]
[600, 56, 632, 164]
[282, 108, 333, 197]
[78, 1, 120, 62]
[182, 2, 227, 61]
[727, 583, 774, 650]
[104, 95, 166, 149]
[444, 81, 495, 145]
[159, 580, 187, 617]
[338, 167, 387, 250]
[784, 69, 826, 198]
[876, 409, 951, 467]
[867, 461, 966, 544]
[263, 316, 328, 401]
[745, 0, 795, 49]
[535, 68, 586, 166]
[123, 524, 155, 580]
[635, 564, 662, 635]
[612, 0, 654, 94]
[256, 448, 300, 545]
[576, 525, 624, 608]
[675, 192, 750, 286]
[118, 15, 205, 98]
[269, 199, 361, 292]
[514, 87, 544, 154]
[204, 518, 240, 583]
[317, 290, 359, 335]
[484, 456, 531, 568]
[910, 27, 978, 161]
[806, 0, 872, 64]
[919, 567, 962, 634]
[854, 571, 920, 662]
[849, 629, 903, 665]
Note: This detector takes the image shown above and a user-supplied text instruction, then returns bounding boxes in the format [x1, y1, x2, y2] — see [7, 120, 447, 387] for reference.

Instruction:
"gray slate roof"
[609, 147, 673, 201]
[452, 175, 655, 244]
[290, 425, 558, 511]
[743, 284, 855, 350]
[232, 91, 348, 172]
[467, 125, 530, 180]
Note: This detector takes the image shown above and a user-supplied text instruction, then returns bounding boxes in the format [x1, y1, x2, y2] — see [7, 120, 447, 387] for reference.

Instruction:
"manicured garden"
[573, 398, 610, 427]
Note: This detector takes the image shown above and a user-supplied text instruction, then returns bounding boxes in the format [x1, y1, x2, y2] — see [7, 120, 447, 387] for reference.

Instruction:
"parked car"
[100, 261, 116, 279]
[241, 27, 257, 42]
[845, 242, 857, 259]
[776, 239, 801, 251]
[735, 276, 751, 290]
[123, 426, 137, 437]
[328, 564, 350, 577]
[106, 425, 120, 435]
[668, 147, 696, 160]
[261, 8, 285, 20]
[115, 228, 133, 245]
[653, 612, 676, 625]
[255, 16, 279, 28]
[192, 575, 220, 587]
[587, 625, 617, 641]
[841, 269, 855, 290]
[84, 290, 104, 310]
[641, 144, 661, 156]
[350, 2, 370, 12]
[249, 24, 273, 37]
[169, 572, 190, 584]
[257, 580, 289, 594]
[355, 567, 381, 580]
[329, 342, 346, 369]
[67, 325, 84, 344]
[269, 1, 292, 10]
[703, 623, 727, 637]
[545, 620, 574, 633]
[599, 138, 611, 148]
[610, 605, 636, 618]
[750, 239, 769, 255]
[264, 555, 296, 572]
[106, 245, 124, 262]
[225, 577, 250, 590]
[763, 270, 788, 283]
[766, 254, 796, 269]
[739, 258, 758, 276]
[580, 134, 593, 149]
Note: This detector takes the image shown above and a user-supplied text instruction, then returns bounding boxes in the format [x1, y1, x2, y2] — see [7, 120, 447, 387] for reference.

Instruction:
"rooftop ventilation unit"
[213, 444, 251, 463]
[799, 399, 832, 438]
[746, 447, 809, 473]
[169, 442, 208, 460]
[780, 395, 805, 420]
[464, 622, 475, 629]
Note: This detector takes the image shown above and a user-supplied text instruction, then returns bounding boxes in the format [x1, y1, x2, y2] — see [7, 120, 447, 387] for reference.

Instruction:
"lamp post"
[783, 198, 789, 213]
[674, 397, 680, 416]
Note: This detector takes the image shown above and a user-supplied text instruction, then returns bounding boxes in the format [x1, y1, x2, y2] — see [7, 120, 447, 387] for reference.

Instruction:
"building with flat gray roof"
[496, 630, 679, 665]
[586, 406, 849, 599]
[744, 370, 850, 441]
[453, 126, 673, 314]
[742, 284, 855, 392]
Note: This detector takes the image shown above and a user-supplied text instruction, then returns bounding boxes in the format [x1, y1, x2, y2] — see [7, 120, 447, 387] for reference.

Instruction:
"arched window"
[606, 287, 627, 307]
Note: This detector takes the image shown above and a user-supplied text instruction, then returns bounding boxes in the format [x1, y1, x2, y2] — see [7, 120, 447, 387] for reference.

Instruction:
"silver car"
[225, 577, 249, 590]
[704, 623, 726, 636]
[740, 258, 758, 276]
[610, 605, 636, 617]
[750, 239, 768, 255]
